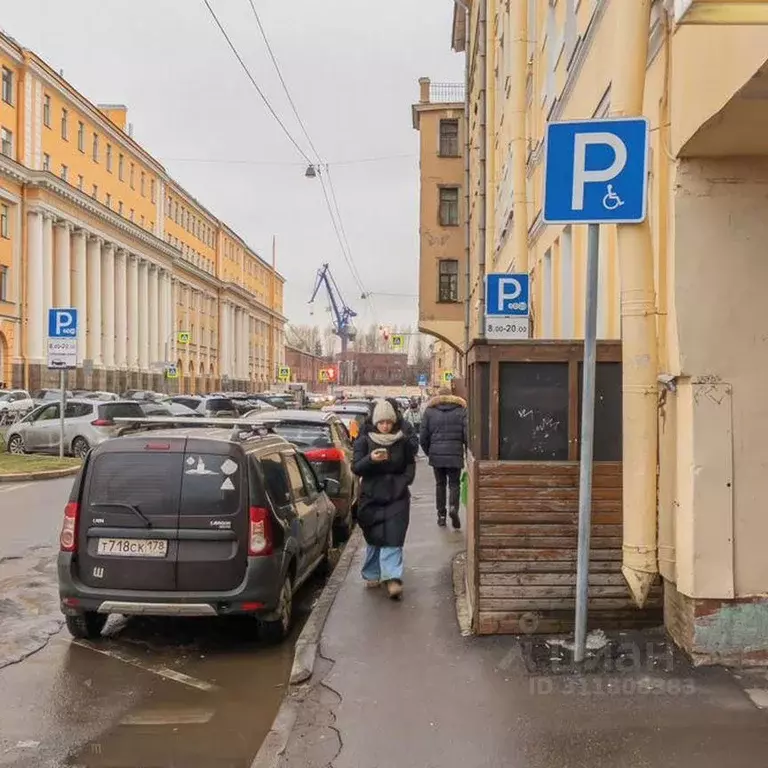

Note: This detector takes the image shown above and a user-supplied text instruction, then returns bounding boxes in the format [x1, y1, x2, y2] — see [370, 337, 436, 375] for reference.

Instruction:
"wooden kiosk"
[464, 339, 662, 635]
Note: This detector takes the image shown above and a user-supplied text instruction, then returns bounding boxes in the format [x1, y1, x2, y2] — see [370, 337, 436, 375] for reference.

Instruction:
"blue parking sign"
[485, 274, 529, 317]
[543, 117, 649, 224]
[48, 308, 78, 338]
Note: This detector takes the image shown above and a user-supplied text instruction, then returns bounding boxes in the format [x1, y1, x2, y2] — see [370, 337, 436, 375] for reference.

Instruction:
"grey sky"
[1, 0, 462, 332]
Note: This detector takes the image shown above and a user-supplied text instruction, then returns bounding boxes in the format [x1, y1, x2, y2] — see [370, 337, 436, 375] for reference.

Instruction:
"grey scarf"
[369, 430, 404, 447]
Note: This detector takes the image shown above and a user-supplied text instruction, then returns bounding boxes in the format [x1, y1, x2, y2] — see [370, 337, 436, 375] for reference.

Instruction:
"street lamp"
[305, 164, 317, 178]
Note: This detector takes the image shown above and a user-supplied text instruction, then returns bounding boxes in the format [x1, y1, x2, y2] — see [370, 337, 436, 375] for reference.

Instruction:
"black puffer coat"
[419, 395, 468, 469]
[352, 430, 416, 548]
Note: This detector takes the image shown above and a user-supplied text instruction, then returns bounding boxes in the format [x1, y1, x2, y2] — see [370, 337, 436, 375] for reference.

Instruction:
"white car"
[0, 389, 34, 419]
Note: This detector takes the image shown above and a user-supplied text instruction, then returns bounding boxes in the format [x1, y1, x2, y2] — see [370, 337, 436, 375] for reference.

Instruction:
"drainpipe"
[610, 0, 659, 608]
[476, 0, 488, 339]
[457, 1, 471, 362]
[511, 0, 528, 273]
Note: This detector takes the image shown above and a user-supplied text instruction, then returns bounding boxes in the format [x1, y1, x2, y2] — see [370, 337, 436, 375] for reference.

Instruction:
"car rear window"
[87, 453, 183, 517]
[100, 402, 144, 419]
[205, 398, 235, 412]
[180, 453, 242, 516]
[272, 423, 333, 448]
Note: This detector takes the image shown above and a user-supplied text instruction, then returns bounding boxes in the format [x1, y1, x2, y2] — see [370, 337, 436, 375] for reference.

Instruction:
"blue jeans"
[361, 545, 404, 582]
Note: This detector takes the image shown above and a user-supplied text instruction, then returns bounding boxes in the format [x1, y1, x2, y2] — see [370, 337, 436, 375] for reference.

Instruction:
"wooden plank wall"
[474, 461, 663, 635]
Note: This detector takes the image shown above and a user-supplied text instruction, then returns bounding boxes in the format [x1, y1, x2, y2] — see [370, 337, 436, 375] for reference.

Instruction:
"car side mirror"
[324, 478, 341, 496]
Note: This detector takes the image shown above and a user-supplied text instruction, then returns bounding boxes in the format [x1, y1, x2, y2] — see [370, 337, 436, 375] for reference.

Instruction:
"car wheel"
[65, 612, 108, 640]
[71, 437, 90, 459]
[260, 572, 293, 644]
[7, 435, 25, 455]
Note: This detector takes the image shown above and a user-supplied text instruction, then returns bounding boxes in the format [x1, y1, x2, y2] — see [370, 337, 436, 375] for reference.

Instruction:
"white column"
[158, 270, 168, 364]
[138, 259, 149, 371]
[86, 236, 102, 365]
[26, 210, 44, 361]
[231, 306, 239, 381]
[243, 313, 249, 382]
[42, 213, 53, 316]
[219, 300, 229, 378]
[114, 249, 127, 368]
[170, 278, 178, 366]
[71, 229, 87, 365]
[101, 243, 116, 368]
[148, 265, 159, 365]
[53, 221, 71, 307]
[127, 254, 139, 369]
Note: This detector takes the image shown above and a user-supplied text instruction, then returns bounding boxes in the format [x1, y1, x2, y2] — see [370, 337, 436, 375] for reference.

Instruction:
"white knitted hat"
[372, 399, 397, 425]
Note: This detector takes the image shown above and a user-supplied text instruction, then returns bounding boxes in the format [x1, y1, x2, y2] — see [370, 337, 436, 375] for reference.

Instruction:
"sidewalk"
[278, 459, 768, 768]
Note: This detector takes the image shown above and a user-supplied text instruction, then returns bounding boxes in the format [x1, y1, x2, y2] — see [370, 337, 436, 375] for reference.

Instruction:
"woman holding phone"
[352, 399, 417, 599]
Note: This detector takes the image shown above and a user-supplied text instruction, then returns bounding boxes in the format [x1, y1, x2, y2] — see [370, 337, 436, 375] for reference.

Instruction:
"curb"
[0, 464, 80, 483]
[250, 526, 363, 768]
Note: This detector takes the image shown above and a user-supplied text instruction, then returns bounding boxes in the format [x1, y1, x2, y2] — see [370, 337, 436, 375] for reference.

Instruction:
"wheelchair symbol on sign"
[602, 185, 624, 211]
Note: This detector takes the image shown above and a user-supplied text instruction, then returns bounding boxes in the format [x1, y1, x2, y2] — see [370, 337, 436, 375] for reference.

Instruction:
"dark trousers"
[433, 467, 461, 517]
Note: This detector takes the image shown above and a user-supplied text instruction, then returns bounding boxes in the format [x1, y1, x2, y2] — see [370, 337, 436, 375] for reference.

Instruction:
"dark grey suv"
[58, 424, 337, 643]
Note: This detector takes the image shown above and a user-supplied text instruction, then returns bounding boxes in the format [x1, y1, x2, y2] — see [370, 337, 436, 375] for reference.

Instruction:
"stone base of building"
[665, 579, 768, 666]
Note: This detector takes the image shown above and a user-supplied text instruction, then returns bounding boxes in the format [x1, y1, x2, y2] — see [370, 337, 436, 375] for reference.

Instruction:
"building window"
[140, 171, 146, 197]
[77, 121, 85, 152]
[0, 127, 11, 157]
[438, 187, 460, 226]
[0, 204, 9, 238]
[77, 174, 84, 191]
[1, 68, 13, 106]
[60, 164, 68, 182]
[92, 184, 98, 199]
[92, 132, 99, 162]
[438, 259, 459, 303]
[61, 108, 69, 140]
[43, 95, 51, 127]
[106, 143, 112, 172]
[0, 265, 7, 302]
[42, 153, 51, 171]
[129, 163, 135, 189]
[151, 178, 156, 203]
[439, 119, 460, 157]
[118, 201, 123, 215]
[105, 193, 112, 209]
[118, 153, 124, 180]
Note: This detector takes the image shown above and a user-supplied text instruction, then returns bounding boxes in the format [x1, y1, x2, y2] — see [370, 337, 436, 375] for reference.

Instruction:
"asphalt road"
[0, 477, 317, 768]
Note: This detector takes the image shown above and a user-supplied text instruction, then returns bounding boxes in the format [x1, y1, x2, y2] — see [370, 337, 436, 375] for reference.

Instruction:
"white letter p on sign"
[571, 132, 627, 211]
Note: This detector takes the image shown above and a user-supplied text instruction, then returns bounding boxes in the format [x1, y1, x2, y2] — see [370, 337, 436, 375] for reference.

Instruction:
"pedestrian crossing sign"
[165, 364, 179, 379]
[442, 371, 454, 384]
[390, 334, 405, 350]
[278, 366, 290, 381]
[177, 331, 190, 345]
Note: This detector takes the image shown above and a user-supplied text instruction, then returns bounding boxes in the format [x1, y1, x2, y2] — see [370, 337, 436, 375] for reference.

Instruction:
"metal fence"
[429, 82, 465, 103]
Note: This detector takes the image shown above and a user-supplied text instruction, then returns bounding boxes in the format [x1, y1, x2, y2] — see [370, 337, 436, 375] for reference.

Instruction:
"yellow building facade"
[0, 31, 285, 393]
[452, 0, 768, 662]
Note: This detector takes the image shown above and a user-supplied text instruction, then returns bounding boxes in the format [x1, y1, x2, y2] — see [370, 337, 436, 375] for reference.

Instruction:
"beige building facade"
[451, 0, 768, 662]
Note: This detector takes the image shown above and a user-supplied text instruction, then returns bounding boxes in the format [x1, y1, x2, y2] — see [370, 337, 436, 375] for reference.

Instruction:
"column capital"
[102, 241, 116, 254]
[87, 233, 104, 246]
[127, 252, 138, 263]
[54, 219, 73, 232]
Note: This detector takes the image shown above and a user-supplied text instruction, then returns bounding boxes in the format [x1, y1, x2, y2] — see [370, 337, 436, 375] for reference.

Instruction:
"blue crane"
[309, 263, 358, 355]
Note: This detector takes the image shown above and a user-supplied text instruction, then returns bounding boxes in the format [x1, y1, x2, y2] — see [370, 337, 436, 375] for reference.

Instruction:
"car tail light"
[60, 502, 80, 552]
[248, 506, 273, 556]
[144, 442, 171, 451]
[91, 418, 114, 427]
[304, 448, 345, 463]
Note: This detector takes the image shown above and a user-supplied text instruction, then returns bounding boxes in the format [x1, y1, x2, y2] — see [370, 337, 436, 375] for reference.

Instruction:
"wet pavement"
[279, 459, 768, 768]
[0, 476, 325, 768]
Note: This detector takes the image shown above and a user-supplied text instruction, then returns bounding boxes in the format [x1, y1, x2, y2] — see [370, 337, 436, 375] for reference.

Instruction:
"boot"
[386, 580, 403, 600]
[437, 513, 447, 527]
[449, 508, 461, 530]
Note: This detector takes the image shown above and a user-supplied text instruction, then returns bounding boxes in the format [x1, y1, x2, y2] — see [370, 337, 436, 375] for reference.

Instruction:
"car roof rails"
[113, 415, 281, 441]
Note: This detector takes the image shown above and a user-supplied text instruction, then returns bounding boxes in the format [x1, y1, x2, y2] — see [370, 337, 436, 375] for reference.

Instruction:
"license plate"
[96, 538, 168, 558]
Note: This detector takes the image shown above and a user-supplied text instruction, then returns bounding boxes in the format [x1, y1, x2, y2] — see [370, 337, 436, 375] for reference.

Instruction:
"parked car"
[0, 389, 34, 419]
[58, 423, 338, 642]
[73, 390, 120, 402]
[139, 401, 202, 425]
[243, 401, 278, 417]
[168, 395, 238, 418]
[121, 389, 163, 402]
[5, 399, 145, 458]
[323, 403, 372, 440]
[262, 410, 357, 540]
[31, 388, 73, 405]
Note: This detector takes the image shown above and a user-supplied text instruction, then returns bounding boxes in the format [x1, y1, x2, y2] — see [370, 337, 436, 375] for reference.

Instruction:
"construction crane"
[309, 263, 358, 355]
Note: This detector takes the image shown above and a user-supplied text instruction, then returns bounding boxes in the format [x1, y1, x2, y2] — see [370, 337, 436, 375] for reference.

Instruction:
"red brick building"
[336, 352, 419, 387]
[284, 346, 335, 392]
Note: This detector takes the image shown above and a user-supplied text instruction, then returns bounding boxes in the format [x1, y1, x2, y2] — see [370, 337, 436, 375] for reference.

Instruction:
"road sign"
[485, 317, 530, 340]
[441, 371, 454, 384]
[390, 334, 405, 350]
[418, 373, 428, 387]
[165, 364, 178, 379]
[486, 273, 529, 317]
[543, 117, 650, 224]
[47, 338, 77, 369]
[278, 366, 290, 381]
[48, 308, 78, 338]
[177, 331, 190, 345]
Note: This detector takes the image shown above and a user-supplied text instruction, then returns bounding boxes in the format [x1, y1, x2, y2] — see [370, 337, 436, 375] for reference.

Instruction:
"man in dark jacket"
[419, 387, 467, 528]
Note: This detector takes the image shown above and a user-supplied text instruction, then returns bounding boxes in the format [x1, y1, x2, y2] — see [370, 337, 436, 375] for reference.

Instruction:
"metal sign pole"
[59, 370, 67, 459]
[574, 222, 600, 664]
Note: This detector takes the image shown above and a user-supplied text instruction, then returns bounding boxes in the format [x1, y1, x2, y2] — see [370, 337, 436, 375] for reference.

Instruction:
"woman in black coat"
[352, 398, 416, 599]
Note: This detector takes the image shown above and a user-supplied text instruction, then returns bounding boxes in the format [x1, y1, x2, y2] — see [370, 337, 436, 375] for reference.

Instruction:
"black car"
[264, 410, 358, 540]
[58, 423, 338, 643]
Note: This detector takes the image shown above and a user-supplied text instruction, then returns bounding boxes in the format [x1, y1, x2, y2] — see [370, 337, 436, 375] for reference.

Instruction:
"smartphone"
[372, 448, 388, 460]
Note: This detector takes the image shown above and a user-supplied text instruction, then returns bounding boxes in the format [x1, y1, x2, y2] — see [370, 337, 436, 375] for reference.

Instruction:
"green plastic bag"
[460, 468, 468, 508]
